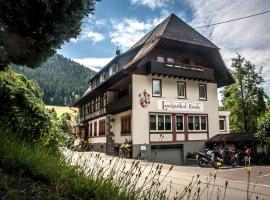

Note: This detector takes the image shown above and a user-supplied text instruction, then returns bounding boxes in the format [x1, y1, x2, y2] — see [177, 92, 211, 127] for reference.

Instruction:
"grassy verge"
[0, 134, 132, 200]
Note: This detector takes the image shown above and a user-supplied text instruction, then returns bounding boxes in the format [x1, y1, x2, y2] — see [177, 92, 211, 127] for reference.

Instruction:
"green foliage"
[0, 70, 65, 150]
[0, 134, 133, 200]
[0, 0, 97, 70]
[221, 54, 267, 133]
[257, 111, 270, 152]
[12, 54, 95, 106]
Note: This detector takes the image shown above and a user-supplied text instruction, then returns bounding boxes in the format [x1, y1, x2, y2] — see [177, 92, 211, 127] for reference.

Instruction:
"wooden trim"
[184, 114, 188, 141]
[152, 79, 162, 97]
[177, 81, 187, 99]
[89, 135, 106, 138]
[172, 114, 176, 141]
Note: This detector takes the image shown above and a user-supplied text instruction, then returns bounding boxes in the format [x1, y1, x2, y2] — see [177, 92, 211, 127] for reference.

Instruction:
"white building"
[73, 14, 234, 165]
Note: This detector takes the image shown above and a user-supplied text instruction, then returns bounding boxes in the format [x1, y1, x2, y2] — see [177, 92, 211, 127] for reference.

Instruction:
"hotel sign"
[158, 100, 203, 112]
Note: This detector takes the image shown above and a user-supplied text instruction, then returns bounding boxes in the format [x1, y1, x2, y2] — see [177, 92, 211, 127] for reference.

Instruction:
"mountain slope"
[12, 54, 95, 106]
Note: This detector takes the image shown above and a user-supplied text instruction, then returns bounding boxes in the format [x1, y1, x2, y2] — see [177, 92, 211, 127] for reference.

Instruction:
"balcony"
[106, 95, 132, 114]
[146, 61, 214, 81]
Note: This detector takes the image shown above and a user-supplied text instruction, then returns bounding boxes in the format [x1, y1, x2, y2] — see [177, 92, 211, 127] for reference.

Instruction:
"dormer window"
[167, 57, 174, 63]
[157, 56, 165, 63]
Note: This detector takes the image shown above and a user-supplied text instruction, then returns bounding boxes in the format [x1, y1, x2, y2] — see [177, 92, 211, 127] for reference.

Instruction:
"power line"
[194, 10, 270, 29]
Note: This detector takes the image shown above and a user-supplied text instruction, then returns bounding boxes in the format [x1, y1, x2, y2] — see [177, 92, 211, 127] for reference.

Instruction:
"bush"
[257, 111, 270, 153]
[0, 70, 65, 151]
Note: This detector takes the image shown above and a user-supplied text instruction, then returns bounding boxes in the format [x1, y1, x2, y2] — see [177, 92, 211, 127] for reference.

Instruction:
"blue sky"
[58, 0, 270, 95]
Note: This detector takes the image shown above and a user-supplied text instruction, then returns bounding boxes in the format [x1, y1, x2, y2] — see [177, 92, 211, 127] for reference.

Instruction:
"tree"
[0, 70, 65, 151]
[0, 0, 97, 70]
[221, 54, 267, 133]
[257, 111, 270, 153]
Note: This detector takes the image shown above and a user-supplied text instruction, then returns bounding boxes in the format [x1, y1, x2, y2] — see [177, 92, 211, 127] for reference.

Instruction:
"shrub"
[0, 70, 65, 151]
[257, 111, 270, 153]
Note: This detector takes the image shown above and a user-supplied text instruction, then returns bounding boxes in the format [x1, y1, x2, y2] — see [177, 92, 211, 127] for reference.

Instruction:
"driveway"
[63, 150, 270, 200]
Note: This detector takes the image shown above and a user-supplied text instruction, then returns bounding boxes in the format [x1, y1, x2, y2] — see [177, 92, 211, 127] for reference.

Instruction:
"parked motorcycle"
[211, 147, 238, 169]
[196, 149, 216, 168]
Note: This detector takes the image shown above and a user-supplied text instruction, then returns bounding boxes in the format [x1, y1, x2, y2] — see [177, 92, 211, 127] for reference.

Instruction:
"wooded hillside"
[12, 54, 95, 106]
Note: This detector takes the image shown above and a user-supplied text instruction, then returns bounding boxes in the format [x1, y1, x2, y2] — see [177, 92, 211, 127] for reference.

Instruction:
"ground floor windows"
[176, 115, 184, 131]
[188, 115, 207, 131]
[150, 114, 207, 132]
[150, 114, 172, 131]
[121, 115, 131, 135]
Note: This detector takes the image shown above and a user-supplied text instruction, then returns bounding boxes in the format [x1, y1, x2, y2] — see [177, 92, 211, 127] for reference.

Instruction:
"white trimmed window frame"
[150, 114, 172, 132]
[188, 115, 208, 132]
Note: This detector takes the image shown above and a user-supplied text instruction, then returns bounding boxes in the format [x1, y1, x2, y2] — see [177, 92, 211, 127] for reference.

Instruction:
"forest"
[12, 54, 95, 106]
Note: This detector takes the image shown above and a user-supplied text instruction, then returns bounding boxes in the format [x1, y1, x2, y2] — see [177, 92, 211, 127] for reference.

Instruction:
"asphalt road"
[64, 150, 270, 200]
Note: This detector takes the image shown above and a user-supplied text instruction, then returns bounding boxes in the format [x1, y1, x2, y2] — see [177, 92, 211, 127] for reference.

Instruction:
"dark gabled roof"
[123, 13, 219, 70]
[73, 13, 234, 106]
[130, 14, 217, 51]
[206, 133, 259, 143]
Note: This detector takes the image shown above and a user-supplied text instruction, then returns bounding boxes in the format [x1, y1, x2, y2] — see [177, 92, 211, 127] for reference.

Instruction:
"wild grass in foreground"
[64, 150, 265, 200]
[0, 133, 265, 200]
[0, 134, 134, 200]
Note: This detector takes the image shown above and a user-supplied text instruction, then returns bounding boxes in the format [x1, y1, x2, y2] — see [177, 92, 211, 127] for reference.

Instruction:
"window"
[91, 100, 94, 112]
[89, 123, 92, 137]
[103, 93, 107, 107]
[149, 114, 171, 131]
[199, 84, 207, 100]
[167, 57, 174, 63]
[99, 120, 106, 135]
[157, 56, 165, 62]
[94, 122, 97, 136]
[219, 116, 226, 131]
[150, 115, 156, 130]
[188, 116, 207, 131]
[152, 79, 162, 97]
[177, 82, 186, 98]
[121, 115, 131, 135]
[176, 115, 184, 131]
[111, 63, 118, 74]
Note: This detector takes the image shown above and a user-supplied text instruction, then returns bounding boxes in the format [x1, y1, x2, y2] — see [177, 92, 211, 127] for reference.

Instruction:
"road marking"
[257, 173, 270, 178]
[216, 177, 270, 188]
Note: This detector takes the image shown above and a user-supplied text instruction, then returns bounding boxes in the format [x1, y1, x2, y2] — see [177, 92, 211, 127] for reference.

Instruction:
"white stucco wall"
[132, 74, 220, 145]
[112, 110, 132, 144]
[218, 111, 230, 134]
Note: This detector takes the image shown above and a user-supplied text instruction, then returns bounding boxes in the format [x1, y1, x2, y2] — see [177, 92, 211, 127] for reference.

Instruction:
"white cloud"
[73, 57, 113, 71]
[83, 30, 105, 43]
[109, 12, 169, 50]
[70, 30, 105, 44]
[187, 0, 270, 95]
[130, 0, 172, 9]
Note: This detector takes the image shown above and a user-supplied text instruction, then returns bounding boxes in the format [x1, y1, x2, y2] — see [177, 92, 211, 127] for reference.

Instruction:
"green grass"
[46, 105, 78, 121]
[0, 134, 133, 200]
